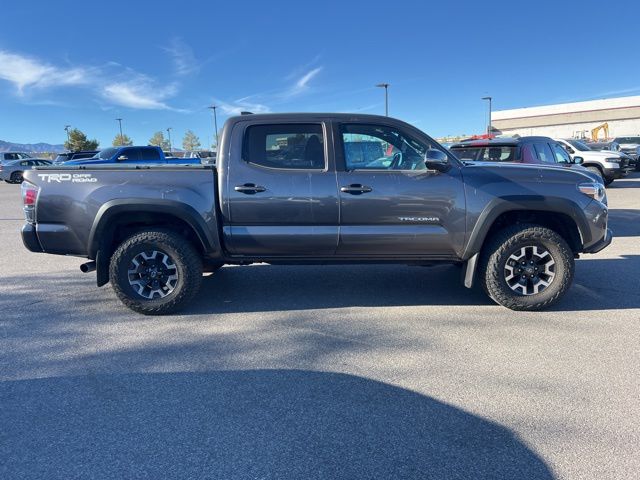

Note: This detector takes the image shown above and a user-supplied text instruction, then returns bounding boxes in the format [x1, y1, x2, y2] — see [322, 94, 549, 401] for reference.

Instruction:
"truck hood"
[463, 161, 602, 183]
[574, 150, 622, 160]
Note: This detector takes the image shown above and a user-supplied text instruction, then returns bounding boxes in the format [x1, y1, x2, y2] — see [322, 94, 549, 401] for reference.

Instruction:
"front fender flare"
[462, 195, 590, 259]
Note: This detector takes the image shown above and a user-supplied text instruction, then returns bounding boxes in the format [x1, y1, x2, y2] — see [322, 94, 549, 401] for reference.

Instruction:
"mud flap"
[463, 253, 479, 289]
[96, 250, 109, 287]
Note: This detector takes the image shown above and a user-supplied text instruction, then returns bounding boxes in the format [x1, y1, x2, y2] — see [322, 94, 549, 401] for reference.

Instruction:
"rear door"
[117, 147, 141, 163]
[225, 121, 339, 256]
[334, 122, 466, 257]
[137, 147, 163, 163]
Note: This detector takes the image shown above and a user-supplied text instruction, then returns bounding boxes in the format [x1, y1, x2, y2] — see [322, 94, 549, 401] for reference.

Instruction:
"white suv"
[555, 138, 631, 186]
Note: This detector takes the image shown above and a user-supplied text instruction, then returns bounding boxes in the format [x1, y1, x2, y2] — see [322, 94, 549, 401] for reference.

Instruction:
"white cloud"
[216, 98, 271, 116]
[296, 67, 322, 90]
[102, 79, 176, 110]
[0, 50, 90, 93]
[163, 37, 199, 76]
[280, 67, 322, 99]
[0, 49, 182, 111]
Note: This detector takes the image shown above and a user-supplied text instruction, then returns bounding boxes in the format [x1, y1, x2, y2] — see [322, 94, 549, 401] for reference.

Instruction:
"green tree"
[182, 130, 201, 151]
[64, 128, 99, 151]
[148, 131, 170, 149]
[112, 134, 133, 147]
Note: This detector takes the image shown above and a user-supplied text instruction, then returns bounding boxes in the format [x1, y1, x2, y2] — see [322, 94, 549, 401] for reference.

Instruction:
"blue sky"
[1, 0, 638, 147]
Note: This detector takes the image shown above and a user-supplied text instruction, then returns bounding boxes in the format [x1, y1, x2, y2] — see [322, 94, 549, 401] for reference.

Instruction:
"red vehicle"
[449, 136, 582, 166]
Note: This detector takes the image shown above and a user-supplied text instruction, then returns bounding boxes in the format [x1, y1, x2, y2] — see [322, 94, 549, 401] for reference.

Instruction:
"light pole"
[64, 125, 71, 147]
[115, 118, 123, 143]
[208, 105, 219, 149]
[166, 127, 173, 153]
[376, 83, 390, 116]
[481, 96, 492, 137]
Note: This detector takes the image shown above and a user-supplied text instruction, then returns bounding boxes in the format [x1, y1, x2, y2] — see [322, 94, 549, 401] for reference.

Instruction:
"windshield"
[93, 148, 118, 160]
[566, 140, 591, 151]
[450, 145, 516, 162]
[613, 137, 640, 144]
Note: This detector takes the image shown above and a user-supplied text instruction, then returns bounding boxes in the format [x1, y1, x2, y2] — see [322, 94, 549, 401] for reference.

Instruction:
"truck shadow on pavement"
[608, 180, 640, 188]
[607, 209, 640, 237]
[0, 369, 554, 480]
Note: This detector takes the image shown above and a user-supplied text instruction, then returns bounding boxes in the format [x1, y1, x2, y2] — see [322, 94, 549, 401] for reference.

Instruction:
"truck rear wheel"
[109, 230, 202, 315]
[479, 224, 574, 311]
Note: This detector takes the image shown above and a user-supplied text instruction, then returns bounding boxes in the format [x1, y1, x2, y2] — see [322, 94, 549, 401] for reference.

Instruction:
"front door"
[225, 122, 339, 256]
[335, 122, 466, 257]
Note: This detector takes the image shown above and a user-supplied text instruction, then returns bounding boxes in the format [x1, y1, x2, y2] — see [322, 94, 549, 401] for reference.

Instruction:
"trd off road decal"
[37, 173, 98, 183]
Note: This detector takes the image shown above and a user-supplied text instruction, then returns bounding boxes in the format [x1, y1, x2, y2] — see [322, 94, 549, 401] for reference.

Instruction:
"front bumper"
[583, 227, 613, 254]
[603, 165, 630, 179]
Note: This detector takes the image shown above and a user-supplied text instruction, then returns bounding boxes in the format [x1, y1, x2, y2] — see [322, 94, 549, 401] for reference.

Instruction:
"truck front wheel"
[479, 224, 574, 311]
[109, 230, 203, 315]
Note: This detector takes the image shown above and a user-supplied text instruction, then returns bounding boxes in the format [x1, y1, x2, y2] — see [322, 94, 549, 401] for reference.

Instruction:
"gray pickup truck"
[20, 113, 612, 314]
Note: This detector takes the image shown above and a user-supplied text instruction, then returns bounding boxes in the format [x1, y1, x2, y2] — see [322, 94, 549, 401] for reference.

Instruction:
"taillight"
[21, 181, 40, 223]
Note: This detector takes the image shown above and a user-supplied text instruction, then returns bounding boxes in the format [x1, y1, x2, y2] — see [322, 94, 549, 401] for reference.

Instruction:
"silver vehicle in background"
[611, 136, 640, 170]
[0, 158, 52, 183]
[1, 152, 41, 164]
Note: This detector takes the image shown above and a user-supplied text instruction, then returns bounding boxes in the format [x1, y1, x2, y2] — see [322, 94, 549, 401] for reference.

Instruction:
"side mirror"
[572, 156, 584, 165]
[117, 155, 128, 161]
[424, 149, 450, 171]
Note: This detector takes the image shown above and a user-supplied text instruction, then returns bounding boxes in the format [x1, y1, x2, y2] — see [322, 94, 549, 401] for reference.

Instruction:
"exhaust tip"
[80, 261, 96, 273]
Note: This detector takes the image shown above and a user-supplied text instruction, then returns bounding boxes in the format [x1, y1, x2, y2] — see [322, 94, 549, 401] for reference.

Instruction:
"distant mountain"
[0, 140, 65, 153]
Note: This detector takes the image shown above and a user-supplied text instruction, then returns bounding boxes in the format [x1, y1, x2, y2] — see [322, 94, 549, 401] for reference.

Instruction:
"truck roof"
[228, 112, 392, 121]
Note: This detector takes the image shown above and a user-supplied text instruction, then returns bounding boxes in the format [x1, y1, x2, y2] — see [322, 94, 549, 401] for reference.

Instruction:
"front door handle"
[234, 183, 266, 194]
[340, 184, 373, 195]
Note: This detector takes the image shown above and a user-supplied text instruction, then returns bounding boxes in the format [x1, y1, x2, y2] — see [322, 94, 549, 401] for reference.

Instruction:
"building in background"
[492, 95, 640, 140]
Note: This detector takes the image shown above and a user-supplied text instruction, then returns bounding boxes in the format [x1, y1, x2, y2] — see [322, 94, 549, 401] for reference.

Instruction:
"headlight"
[578, 182, 606, 203]
[605, 157, 620, 163]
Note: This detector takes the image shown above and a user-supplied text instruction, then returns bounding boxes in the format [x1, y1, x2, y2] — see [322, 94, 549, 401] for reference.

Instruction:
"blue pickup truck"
[64, 146, 200, 165]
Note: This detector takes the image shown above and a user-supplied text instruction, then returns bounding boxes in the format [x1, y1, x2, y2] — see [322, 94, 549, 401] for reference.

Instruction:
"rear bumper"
[583, 227, 613, 254]
[21, 222, 86, 255]
[21, 223, 43, 252]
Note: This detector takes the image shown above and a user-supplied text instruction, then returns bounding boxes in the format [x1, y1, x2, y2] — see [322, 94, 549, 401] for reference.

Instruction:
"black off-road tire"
[479, 224, 574, 311]
[109, 230, 203, 315]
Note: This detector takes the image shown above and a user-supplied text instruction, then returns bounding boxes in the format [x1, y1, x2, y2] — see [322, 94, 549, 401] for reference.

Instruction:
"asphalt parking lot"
[1, 175, 639, 479]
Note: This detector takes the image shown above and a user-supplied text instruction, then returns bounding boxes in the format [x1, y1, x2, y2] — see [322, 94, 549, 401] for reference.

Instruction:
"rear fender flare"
[88, 199, 219, 259]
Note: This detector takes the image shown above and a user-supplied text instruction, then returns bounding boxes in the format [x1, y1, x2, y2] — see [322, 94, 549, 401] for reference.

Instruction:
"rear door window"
[120, 148, 140, 162]
[533, 143, 556, 164]
[140, 148, 161, 161]
[243, 124, 326, 169]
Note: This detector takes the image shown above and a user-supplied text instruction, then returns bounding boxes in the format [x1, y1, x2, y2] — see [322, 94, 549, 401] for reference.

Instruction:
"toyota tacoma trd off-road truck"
[20, 113, 612, 314]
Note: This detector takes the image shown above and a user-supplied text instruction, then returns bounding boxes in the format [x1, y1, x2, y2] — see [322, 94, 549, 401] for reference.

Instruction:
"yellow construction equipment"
[591, 122, 609, 141]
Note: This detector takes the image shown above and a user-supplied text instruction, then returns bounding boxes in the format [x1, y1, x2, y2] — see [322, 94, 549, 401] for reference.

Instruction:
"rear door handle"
[340, 184, 373, 195]
[234, 183, 266, 194]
